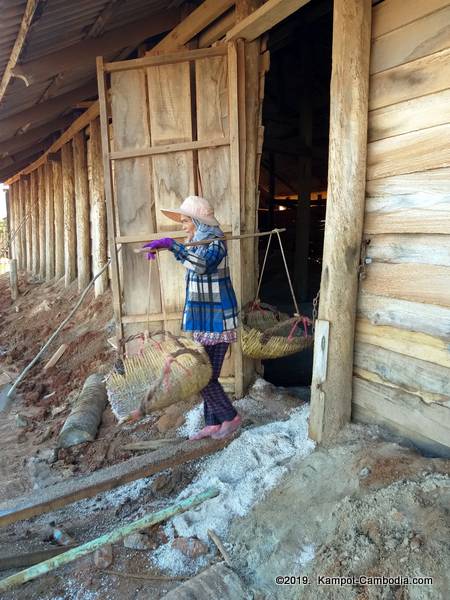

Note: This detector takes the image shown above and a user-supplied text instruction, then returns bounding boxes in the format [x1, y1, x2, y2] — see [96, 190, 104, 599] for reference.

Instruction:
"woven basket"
[242, 303, 313, 359]
[106, 331, 212, 422]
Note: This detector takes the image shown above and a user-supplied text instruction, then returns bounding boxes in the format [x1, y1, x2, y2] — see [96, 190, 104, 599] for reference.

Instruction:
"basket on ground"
[106, 331, 212, 423]
[242, 302, 313, 359]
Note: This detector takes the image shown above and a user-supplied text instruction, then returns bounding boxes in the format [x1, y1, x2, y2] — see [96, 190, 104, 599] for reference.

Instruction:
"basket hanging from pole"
[106, 331, 212, 423]
[241, 231, 314, 360]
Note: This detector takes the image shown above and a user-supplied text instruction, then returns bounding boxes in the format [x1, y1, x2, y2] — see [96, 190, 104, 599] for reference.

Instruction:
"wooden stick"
[207, 529, 232, 566]
[43, 344, 67, 371]
[122, 439, 179, 452]
[0, 437, 230, 527]
[0, 545, 76, 571]
[102, 570, 188, 582]
[0, 488, 219, 592]
[134, 228, 287, 253]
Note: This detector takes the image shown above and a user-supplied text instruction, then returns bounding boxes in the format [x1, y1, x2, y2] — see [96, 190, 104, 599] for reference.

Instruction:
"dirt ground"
[0, 273, 449, 600]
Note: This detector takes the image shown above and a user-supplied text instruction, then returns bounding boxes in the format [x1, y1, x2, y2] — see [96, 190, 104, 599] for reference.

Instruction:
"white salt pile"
[153, 404, 315, 574]
[177, 402, 203, 438]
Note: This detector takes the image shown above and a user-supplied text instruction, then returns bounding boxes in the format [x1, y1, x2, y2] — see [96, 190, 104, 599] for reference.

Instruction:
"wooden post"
[9, 258, 18, 301]
[89, 118, 108, 296]
[45, 162, 55, 280]
[61, 143, 77, 286]
[38, 166, 46, 280]
[268, 152, 275, 229]
[52, 158, 64, 280]
[24, 177, 32, 272]
[73, 131, 91, 290]
[294, 27, 312, 303]
[309, 0, 372, 442]
[8, 183, 17, 262]
[19, 178, 27, 270]
[30, 170, 39, 276]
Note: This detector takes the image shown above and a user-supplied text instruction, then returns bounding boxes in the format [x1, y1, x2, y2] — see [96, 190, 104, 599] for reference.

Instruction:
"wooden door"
[97, 44, 244, 397]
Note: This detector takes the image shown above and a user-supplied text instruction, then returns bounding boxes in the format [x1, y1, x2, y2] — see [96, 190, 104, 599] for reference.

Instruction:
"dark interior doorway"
[257, 0, 333, 386]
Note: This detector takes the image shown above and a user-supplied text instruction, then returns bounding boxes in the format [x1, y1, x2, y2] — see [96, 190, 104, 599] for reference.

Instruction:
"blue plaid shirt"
[170, 239, 239, 334]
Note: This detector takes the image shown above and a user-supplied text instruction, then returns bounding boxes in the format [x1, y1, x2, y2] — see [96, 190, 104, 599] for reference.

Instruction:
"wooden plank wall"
[353, 0, 450, 456]
[106, 46, 245, 393]
[5, 123, 109, 297]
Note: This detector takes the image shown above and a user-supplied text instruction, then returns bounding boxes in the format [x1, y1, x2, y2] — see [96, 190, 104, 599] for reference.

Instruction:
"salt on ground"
[177, 402, 203, 438]
[153, 404, 315, 575]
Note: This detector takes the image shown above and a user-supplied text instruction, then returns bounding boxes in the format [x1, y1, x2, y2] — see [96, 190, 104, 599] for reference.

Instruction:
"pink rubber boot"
[211, 415, 242, 440]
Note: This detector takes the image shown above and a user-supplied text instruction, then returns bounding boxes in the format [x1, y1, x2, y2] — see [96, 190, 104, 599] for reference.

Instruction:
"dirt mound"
[229, 428, 450, 600]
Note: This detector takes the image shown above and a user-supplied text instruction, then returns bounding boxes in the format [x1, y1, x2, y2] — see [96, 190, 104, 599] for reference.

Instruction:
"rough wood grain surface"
[357, 292, 450, 340]
[352, 377, 450, 457]
[369, 47, 450, 110]
[367, 123, 450, 180]
[370, 5, 450, 74]
[24, 177, 32, 272]
[354, 342, 450, 404]
[52, 159, 64, 280]
[38, 166, 46, 280]
[368, 88, 450, 142]
[355, 319, 450, 369]
[147, 60, 194, 319]
[372, 0, 449, 40]
[0, 437, 231, 528]
[366, 233, 450, 267]
[73, 131, 91, 290]
[44, 162, 55, 281]
[61, 143, 77, 286]
[361, 262, 450, 307]
[364, 168, 450, 234]
[30, 170, 39, 276]
[110, 69, 160, 341]
[89, 118, 108, 296]
[309, 0, 372, 442]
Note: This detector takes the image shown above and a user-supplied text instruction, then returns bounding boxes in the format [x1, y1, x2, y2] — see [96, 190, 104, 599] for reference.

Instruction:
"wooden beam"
[0, 81, 97, 144]
[61, 143, 76, 286]
[0, 438, 231, 527]
[0, 116, 72, 158]
[309, 0, 372, 443]
[53, 159, 64, 279]
[73, 131, 91, 290]
[38, 166, 46, 280]
[0, 0, 40, 103]
[44, 161, 55, 280]
[89, 118, 108, 296]
[12, 11, 181, 85]
[4, 0, 235, 185]
[226, 0, 311, 42]
[198, 8, 236, 47]
[149, 0, 235, 54]
[30, 170, 39, 276]
[86, 0, 122, 38]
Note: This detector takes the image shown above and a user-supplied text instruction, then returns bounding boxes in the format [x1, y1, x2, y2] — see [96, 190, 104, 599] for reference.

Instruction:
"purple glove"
[142, 237, 174, 260]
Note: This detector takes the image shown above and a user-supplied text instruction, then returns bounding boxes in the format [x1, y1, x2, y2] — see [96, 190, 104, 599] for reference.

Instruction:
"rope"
[252, 229, 300, 317]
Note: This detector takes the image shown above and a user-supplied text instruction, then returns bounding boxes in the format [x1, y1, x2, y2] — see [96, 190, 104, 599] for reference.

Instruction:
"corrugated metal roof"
[0, 0, 187, 171]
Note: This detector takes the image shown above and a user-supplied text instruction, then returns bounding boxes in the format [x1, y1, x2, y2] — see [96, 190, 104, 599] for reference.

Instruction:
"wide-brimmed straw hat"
[161, 196, 220, 227]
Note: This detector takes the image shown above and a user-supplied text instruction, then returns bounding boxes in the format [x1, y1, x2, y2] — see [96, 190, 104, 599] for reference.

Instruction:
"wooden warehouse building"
[2, 0, 450, 456]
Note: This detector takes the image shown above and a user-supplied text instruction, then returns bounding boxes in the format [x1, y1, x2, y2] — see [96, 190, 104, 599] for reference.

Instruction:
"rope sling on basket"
[106, 255, 212, 423]
[241, 230, 314, 360]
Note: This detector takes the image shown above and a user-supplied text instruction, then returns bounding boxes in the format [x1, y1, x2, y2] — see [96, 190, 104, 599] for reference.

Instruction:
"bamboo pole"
[133, 228, 287, 253]
[0, 488, 219, 592]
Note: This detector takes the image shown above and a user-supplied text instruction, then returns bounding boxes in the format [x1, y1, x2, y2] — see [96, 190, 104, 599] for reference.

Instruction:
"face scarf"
[192, 219, 224, 242]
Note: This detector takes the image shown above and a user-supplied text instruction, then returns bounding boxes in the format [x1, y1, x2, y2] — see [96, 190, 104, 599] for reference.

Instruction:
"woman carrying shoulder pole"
[143, 196, 242, 440]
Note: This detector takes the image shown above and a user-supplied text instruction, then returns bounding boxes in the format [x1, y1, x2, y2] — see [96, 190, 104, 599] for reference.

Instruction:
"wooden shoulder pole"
[309, 0, 372, 443]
